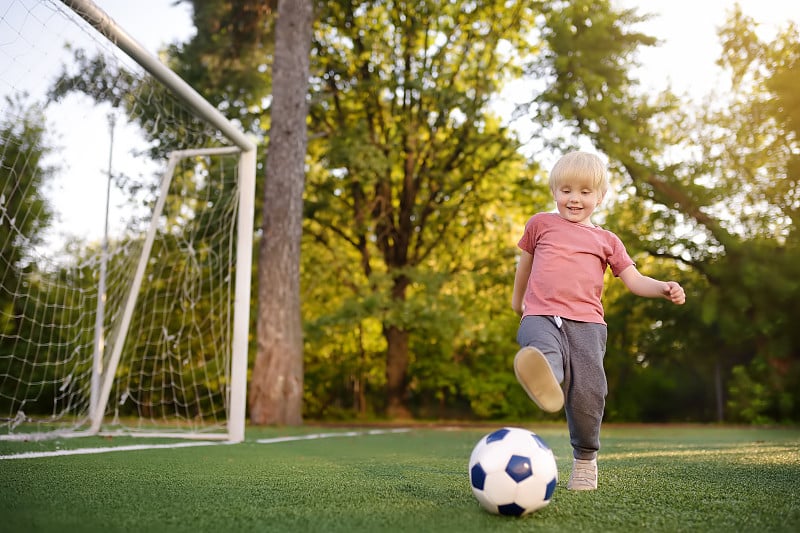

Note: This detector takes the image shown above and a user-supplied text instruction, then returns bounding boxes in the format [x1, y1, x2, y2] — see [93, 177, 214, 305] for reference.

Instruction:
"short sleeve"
[607, 232, 634, 277]
[517, 216, 538, 255]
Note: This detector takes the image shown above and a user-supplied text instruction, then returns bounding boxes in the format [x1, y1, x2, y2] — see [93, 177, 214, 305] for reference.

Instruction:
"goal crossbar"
[61, 0, 256, 153]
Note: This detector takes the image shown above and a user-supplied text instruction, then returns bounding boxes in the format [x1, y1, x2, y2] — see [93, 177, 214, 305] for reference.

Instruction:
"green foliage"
[681, 12, 800, 423]
[301, 0, 547, 415]
[301, 1, 800, 422]
[0, 96, 60, 413]
[0, 96, 54, 295]
[526, 3, 800, 424]
[49, 47, 221, 163]
[727, 358, 799, 425]
[0, 257, 97, 417]
[727, 363, 775, 425]
[170, 0, 275, 133]
[533, 0, 660, 155]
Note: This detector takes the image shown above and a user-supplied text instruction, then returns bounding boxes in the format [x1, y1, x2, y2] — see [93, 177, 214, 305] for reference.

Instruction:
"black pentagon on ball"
[497, 502, 526, 517]
[470, 463, 487, 490]
[486, 428, 510, 443]
[505, 454, 533, 482]
[544, 477, 557, 500]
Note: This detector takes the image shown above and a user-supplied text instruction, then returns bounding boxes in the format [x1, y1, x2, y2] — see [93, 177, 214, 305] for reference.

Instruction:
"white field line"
[0, 428, 412, 460]
[0, 440, 223, 460]
[256, 428, 411, 444]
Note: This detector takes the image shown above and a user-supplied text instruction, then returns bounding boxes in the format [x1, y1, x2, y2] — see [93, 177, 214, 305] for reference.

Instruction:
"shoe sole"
[567, 482, 597, 491]
[513, 347, 564, 413]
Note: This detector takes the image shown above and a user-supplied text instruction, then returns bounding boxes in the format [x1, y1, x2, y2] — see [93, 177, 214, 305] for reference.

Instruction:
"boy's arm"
[618, 265, 685, 305]
[512, 251, 533, 316]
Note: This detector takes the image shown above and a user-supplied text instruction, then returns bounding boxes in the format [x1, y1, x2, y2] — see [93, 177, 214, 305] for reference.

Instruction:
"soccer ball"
[468, 427, 558, 516]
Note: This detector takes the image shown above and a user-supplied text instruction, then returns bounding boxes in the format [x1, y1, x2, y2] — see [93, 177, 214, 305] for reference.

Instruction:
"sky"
[3, 0, 799, 244]
[616, 0, 800, 97]
[90, 0, 800, 98]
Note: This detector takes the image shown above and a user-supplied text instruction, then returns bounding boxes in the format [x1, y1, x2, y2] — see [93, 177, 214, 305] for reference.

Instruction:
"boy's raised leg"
[513, 346, 564, 412]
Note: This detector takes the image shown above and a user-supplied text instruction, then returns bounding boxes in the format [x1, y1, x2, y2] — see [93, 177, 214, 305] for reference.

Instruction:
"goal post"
[87, 146, 252, 442]
[0, 0, 256, 442]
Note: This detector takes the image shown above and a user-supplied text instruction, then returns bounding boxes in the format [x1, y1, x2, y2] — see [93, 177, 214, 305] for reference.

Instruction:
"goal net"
[0, 0, 255, 441]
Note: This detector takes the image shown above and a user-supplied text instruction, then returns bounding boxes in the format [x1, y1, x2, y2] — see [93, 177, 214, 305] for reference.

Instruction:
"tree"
[692, 11, 800, 422]
[0, 96, 54, 336]
[59, 0, 787, 423]
[307, 1, 672, 415]
[249, 0, 315, 425]
[304, 0, 545, 416]
[161, 0, 671, 421]
[168, 0, 276, 134]
[0, 95, 57, 412]
[532, 2, 800, 422]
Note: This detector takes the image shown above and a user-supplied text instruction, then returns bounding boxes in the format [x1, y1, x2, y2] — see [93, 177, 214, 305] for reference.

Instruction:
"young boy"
[511, 151, 685, 491]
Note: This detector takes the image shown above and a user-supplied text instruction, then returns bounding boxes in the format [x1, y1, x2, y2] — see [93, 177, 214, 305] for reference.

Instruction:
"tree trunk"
[385, 324, 411, 418]
[384, 275, 412, 418]
[249, 0, 313, 426]
[714, 358, 725, 422]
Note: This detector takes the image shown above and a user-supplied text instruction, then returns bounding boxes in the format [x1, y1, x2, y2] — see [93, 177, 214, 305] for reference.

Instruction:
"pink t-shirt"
[518, 212, 634, 324]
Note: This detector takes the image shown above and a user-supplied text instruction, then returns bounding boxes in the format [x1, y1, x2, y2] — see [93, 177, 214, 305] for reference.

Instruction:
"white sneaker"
[568, 458, 598, 491]
[513, 347, 563, 413]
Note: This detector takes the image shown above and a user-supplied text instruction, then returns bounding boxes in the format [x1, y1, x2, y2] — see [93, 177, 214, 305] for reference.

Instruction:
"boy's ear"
[597, 192, 606, 206]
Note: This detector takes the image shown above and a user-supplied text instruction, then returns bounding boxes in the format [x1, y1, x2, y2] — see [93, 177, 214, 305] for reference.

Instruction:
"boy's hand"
[663, 281, 685, 305]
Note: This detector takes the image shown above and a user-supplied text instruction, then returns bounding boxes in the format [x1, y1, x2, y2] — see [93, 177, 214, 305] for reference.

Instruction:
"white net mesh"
[0, 0, 248, 439]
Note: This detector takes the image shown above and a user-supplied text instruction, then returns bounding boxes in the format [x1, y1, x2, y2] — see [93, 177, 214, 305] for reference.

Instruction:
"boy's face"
[552, 179, 604, 226]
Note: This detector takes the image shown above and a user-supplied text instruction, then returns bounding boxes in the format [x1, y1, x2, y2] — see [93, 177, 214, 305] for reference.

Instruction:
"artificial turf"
[1, 424, 798, 532]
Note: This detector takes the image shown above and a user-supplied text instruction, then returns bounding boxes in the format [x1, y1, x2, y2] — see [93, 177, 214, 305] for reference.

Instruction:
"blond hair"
[549, 151, 609, 196]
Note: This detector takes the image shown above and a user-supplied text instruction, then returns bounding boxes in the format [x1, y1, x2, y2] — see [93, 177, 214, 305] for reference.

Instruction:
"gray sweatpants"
[517, 315, 607, 460]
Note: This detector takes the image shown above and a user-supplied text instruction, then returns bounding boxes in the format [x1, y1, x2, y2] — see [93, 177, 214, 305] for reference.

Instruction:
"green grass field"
[2, 424, 798, 532]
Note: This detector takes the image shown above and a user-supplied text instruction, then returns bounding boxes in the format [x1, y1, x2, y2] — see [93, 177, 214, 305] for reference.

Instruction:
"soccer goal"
[0, 0, 256, 442]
